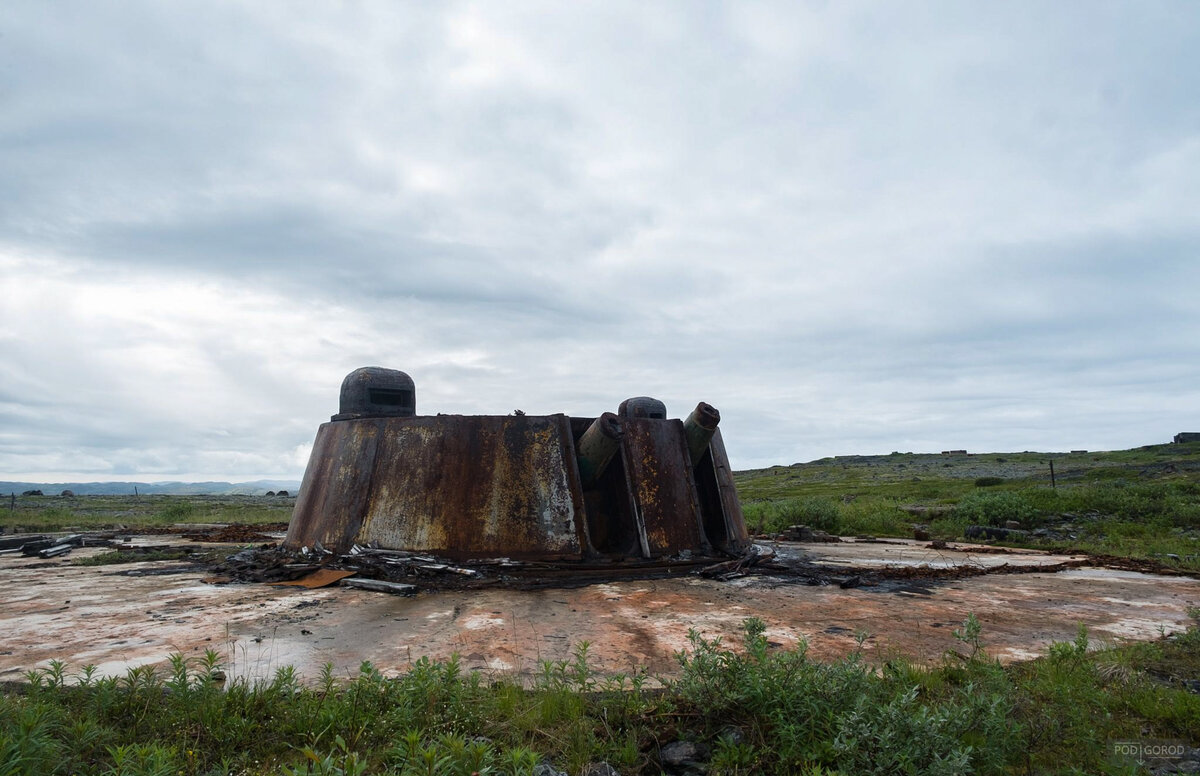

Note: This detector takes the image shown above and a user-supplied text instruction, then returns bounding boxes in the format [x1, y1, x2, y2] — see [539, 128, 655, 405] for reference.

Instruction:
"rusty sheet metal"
[708, 428, 750, 550]
[284, 420, 381, 552]
[621, 418, 708, 557]
[357, 415, 589, 561]
[270, 568, 356, 588]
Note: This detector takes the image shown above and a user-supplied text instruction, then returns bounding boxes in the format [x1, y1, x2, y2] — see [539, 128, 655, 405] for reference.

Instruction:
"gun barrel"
[576, 412, 624, 487]
[682, 402, 721, 464]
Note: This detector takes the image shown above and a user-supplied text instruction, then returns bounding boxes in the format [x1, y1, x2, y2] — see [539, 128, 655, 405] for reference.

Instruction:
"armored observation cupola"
[333, 367, 415, 420]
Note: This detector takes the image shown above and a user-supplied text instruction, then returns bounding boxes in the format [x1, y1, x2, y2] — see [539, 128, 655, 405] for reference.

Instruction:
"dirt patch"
[182, 524, 286, 543]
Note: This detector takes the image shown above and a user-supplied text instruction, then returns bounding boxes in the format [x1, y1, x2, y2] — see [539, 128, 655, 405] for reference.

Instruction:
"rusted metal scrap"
[284, 367, 749, 563]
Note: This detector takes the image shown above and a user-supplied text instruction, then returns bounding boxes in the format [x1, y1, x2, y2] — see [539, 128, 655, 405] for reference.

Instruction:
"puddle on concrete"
[1, 538, 1195, 684]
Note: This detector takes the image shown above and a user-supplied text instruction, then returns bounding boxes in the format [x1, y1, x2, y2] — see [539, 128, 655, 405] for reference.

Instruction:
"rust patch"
[270, 569, 356, 588]
[621, 419, 707, 557]
[360, 415, 585, 560]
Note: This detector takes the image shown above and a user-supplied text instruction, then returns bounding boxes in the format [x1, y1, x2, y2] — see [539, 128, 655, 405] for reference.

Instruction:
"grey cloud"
[1, 1, 1199, 477]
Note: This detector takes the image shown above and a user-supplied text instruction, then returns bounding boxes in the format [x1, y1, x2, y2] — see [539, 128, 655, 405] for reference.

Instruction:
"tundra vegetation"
[2, 615, 1198, 775]
[738, 441, 1200, 574]
[2, 441, 1199, 773]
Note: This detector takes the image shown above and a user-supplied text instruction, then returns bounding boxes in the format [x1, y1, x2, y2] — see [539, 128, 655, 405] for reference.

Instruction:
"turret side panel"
[708, 428, 750, 550]
[358, 415, 586, 560]
[621, 419, 708, 558]
[284, 421, 380, 552]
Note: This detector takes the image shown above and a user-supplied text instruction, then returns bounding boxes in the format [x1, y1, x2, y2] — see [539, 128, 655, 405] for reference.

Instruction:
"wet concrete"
[1, 539, 1196, 683]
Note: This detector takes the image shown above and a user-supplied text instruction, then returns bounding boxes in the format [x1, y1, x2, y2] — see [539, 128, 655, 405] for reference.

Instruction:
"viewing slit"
[368, 389, 413, 407]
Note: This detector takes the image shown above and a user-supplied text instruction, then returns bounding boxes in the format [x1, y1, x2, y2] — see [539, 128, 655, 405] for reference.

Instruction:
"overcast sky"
[1, 2, 1198, 482]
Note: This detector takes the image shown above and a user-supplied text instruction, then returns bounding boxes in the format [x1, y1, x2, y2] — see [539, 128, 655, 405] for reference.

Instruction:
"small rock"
[913, 524, 930, 541]
[660, 740, 709, 769]
[718, 726, 745, 745]
[579, 763, 620, 776]
[1004, 520, 1022, 530]
[534, 763, 568, 776]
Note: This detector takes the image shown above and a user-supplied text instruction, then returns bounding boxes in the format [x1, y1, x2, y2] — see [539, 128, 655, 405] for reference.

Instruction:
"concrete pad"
[1, 540, 1196, 684]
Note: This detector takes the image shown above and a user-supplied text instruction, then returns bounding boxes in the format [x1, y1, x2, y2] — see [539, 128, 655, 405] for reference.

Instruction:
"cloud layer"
[2, 2, 1198, 479]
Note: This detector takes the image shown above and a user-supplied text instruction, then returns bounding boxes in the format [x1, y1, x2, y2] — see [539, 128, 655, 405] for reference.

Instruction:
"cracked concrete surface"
[1, 538, 1196, 684]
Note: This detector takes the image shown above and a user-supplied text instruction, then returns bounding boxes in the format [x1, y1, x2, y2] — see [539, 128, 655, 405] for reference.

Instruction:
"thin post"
[1049, 460, 1056, 489]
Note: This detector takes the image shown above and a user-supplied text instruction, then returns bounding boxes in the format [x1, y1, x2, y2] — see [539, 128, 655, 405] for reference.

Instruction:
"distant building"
[1175, 432, 1200, 444]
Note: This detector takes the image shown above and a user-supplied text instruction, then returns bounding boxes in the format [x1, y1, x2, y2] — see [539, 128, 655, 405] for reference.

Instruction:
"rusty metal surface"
[357, 415, 589, 561]
[285, 420, 380, 552]
[576, 412, 623, 488]
[620, 418, 708, 557]
[682, 401, 720, 464]
[287, 367, 749, 563]
[270, 568, 356, 588]
[707, 428, 750, 550]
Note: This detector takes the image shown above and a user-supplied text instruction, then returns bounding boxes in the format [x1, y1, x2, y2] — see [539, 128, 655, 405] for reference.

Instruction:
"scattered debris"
[0, 535, 50, 554]
[270, 568, 356, 589]
[21, 535, 86, 557]
[340, 578, 417, 595]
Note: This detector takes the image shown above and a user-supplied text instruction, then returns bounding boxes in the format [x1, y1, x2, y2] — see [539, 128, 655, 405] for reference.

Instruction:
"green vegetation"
[2, 615, 1197, 775]
[1, 494, 293, 532]
[70, 549, 199, 566]
[737, 442, 1200, 572]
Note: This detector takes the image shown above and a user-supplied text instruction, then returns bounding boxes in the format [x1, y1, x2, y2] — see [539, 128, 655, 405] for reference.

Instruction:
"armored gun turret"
[284, 368, 748, 562]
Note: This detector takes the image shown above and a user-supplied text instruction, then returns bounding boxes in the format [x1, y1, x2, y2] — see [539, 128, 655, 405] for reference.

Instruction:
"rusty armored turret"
[284, 368, 748, 562]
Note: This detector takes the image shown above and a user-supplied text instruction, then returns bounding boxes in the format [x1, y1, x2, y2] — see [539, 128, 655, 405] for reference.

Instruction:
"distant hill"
[0, 480, 302, 496]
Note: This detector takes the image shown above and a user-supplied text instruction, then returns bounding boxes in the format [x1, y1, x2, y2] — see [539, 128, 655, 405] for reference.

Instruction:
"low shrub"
[953, 490, 1038, 528]
[743, 497, 839, 534]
